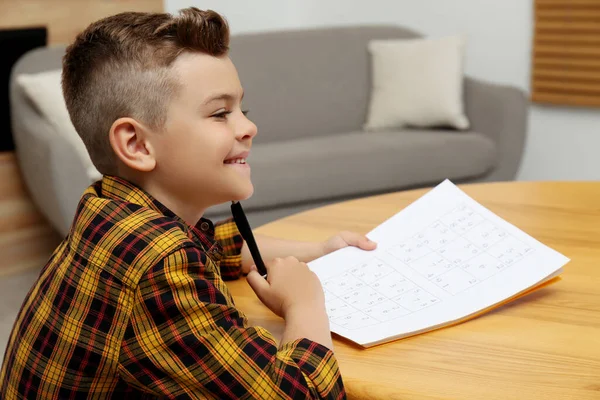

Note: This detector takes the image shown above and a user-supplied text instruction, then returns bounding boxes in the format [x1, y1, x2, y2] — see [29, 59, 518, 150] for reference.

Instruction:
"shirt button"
[200, 222, 210, 231]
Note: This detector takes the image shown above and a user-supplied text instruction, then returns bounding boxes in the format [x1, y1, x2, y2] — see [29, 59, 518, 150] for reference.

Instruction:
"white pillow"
[364, 35, 470, 131]
[16, 70, 102, 181]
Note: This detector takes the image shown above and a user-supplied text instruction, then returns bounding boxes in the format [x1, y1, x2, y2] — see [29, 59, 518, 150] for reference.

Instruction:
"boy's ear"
[109, 117, 156, 173]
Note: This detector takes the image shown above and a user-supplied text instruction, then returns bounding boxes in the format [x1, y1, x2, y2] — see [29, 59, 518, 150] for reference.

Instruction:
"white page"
[308, 180, 570, 347]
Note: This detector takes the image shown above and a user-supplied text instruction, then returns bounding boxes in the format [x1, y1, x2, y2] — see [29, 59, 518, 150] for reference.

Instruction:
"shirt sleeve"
[214, 218, 244, 280]
[118, 246, 345, 400]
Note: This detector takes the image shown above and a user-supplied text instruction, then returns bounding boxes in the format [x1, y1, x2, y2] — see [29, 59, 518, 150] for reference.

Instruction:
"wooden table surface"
[226, 181, 600, 399]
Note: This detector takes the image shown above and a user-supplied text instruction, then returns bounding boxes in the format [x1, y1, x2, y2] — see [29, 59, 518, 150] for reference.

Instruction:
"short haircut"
[62, 7, 230, 175]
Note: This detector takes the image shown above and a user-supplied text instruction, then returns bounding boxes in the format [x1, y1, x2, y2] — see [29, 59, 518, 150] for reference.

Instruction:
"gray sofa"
[10, 25, 528, 237]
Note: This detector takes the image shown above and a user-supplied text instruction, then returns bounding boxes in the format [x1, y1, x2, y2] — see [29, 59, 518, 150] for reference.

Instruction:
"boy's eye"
[212, 110, 249, 119]
[212, 111, 231, 119]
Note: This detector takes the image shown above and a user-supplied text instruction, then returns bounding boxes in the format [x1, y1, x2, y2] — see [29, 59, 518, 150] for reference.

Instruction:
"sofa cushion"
[364, 35, 470, 131]
[15, 70, 102, 182]
[206, 129, 496, 216]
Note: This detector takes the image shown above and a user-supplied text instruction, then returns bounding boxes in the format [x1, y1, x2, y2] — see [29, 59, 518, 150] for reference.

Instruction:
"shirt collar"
[97, 175, 219, 247]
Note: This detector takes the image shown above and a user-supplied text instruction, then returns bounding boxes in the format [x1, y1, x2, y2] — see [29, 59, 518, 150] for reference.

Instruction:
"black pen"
[230, 201, 267, 277]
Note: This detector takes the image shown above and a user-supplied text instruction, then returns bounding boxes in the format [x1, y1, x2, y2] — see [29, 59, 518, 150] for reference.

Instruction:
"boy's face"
[149, 52, 257, 213]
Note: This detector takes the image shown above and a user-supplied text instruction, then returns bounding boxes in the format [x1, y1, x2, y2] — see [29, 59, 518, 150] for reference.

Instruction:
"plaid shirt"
[0, 176, 345, 399]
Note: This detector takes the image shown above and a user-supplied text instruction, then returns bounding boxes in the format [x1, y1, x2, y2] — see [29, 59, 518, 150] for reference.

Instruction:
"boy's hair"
[62, 7, 230, 175]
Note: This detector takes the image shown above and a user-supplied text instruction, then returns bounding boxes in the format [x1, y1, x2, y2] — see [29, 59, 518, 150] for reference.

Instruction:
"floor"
[0, 152, 62, 362]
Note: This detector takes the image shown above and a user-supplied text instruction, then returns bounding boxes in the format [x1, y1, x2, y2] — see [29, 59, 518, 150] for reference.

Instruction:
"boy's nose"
[238, 116, 257, 141]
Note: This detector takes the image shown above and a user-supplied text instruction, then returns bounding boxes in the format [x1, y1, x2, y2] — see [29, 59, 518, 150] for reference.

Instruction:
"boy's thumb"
[246, 267, 270, 302]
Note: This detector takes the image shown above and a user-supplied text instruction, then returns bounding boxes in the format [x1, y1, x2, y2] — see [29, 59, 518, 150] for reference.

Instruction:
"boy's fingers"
[341, 231, 377, 250]
[246, 269, 270, 304]
[361, 237, 377, 250]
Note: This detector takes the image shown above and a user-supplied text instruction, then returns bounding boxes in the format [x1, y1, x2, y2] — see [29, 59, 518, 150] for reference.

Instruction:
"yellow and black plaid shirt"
[0, 176, 344, 399]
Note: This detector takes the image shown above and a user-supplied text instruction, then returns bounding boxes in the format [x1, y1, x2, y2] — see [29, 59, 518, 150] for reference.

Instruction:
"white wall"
[167, 0, 600, 181]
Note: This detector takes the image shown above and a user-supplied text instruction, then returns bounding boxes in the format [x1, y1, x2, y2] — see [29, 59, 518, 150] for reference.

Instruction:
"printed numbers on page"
[388, 238, 430, 263]
[364, 301, 411, 322]
[433, 268, 478, 295]
[440, 205, 484, 234]
[460, 253, 504, 281]
[464, 220, 508, 250]
[437, 237, 481, 265]
[326, 297, 355, 320]
[393, 288, 440, 312]
[415, 221, 458, 250]
[340, 287, 387, 310]
[323, 273, 365, 296]
[409, 253, 453, 280]
[487, 236, 534, 266]
[371, 272, 417, 297]
[332, 311, 378, 330]
[350, 258, 394, 284]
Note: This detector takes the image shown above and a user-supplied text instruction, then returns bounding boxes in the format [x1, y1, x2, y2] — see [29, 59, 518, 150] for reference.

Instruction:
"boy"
[0, 7, 376, 399]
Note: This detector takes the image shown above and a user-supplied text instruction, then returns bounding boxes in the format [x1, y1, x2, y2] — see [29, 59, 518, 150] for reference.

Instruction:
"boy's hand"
[246, 256, 333, 348]
[322, 231, 377, 257]
[246, 256, 325, 319]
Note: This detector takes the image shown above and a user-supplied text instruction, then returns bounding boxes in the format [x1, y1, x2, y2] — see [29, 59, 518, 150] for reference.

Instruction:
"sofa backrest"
[229, 25, 420, 143]
[12, 25, 422, 147]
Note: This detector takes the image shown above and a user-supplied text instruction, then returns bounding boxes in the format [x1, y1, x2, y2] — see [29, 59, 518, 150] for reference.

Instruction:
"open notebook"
[308, 180, 569, 348]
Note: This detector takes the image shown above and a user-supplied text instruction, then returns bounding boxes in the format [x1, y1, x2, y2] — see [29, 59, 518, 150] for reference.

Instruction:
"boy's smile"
[224, 150, 251, 175]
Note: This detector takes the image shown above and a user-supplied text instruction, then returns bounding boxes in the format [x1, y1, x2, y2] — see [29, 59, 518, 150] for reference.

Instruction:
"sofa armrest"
[464, 77, 529, 181]
[11, 102, 61, 236]
[12, 99, 93, 237]
[49, 129, 98, 236]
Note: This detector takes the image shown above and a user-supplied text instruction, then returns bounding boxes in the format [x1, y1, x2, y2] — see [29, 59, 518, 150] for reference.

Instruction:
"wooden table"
[227, 181, 600, 399]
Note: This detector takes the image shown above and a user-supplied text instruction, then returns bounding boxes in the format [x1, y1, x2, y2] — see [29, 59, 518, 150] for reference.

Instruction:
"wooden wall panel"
[0, 1, 163, 274]
[0, 153, 61, 276]
[0, 0, 163, 45]
[532, 0, 600, 107]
